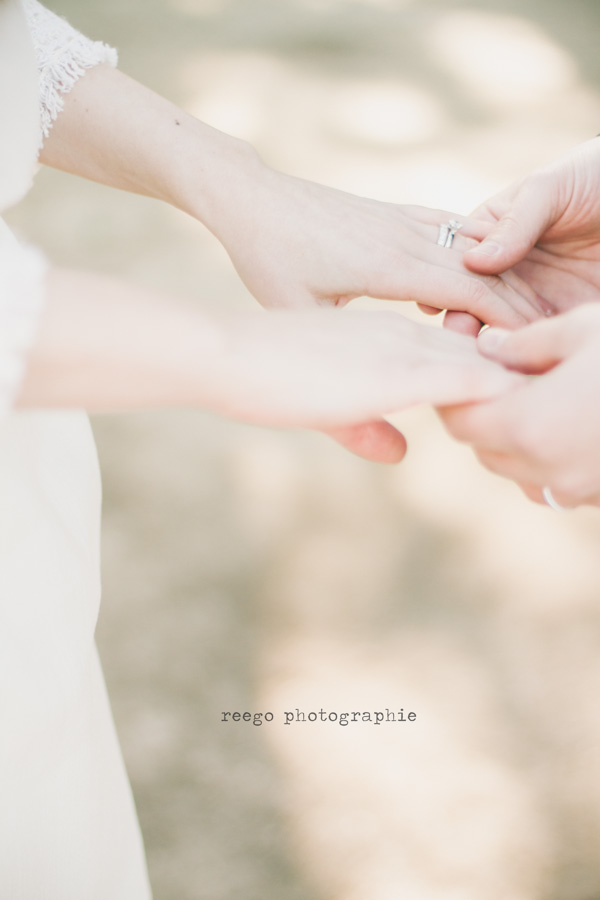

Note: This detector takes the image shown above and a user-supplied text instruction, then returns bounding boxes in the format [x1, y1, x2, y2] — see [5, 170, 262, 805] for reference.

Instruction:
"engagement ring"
[436, 218, 463, 249]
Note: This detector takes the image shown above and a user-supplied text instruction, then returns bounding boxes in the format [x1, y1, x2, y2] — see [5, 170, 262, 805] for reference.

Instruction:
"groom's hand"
[439, 304, 600, 509]
[464, 138, 600, 277]
[445, 138, 600, 338]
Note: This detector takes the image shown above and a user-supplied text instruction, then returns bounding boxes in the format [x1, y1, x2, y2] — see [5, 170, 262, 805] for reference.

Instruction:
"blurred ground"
[8, 0, 600, 898]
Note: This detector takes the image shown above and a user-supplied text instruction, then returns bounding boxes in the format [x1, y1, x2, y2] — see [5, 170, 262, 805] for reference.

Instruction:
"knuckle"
[462, 278, 491, 317]
[496, 212, 523, 235]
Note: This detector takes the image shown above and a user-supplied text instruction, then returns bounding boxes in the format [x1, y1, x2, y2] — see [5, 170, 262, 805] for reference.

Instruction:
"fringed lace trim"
[21, 0, 117, 142]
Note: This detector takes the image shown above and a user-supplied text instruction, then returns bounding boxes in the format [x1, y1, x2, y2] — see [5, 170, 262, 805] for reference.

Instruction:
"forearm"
[38, 65, 261, 235]
[36, 61, 545, 324]
[17, 267, 228, 411]
[15, 267, 519, 424]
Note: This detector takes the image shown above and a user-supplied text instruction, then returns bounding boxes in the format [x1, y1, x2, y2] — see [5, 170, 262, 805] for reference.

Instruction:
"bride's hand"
[201, 161, 544, 326]
[37, 66, 530, 460]
[20, 269, 522, 464]
[210, 306, 523, 427]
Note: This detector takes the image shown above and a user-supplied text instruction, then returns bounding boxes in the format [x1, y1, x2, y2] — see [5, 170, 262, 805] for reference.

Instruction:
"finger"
[401, 206, 495, 242]
[511, 253, 600, 314]
[463, 459, 549, 506]
[395, 256, 538, 329]
[464, 173, 556, 275]
[416, 231, 545, 325]
[494, 267, 548, 320]
[477, 457, 577, 509]
[375, 218, 541, 327]
[518, 482, 548, 505]
[438, 397, 518, 449]
[400, 345, 524, 409]
[417, 303, 442, 316]
[321, 420, 407, 464]
[475, 447, 546, 485]
[477, 311, 587, 373]
[443, 310, 482, 337]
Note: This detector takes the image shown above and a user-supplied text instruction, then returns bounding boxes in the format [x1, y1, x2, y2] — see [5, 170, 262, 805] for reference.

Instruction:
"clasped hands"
[37, 69, 600, 508]
[227, 138, 600, 511]
[243, 139, 600, 512]
[438, 137, 600, 511]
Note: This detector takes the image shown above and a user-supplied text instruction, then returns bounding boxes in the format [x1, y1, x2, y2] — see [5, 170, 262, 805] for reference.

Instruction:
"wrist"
[164, 114, 265, 236]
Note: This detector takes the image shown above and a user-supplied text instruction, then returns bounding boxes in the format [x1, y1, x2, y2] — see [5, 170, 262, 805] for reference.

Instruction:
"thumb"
[465, 176, 555, 275]
[321, 420, 407, 464]
[478, 315, 581, 374]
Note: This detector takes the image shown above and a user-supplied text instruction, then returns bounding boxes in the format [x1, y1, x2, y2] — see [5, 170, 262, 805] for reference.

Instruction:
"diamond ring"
[436, 219, 464, 249]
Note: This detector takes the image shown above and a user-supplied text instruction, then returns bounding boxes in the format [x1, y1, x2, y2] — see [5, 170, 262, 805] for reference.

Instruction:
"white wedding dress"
[0, 2, 152, 897]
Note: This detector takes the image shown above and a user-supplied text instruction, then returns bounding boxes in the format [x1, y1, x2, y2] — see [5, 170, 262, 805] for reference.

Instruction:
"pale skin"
[20, 268, 522, 471]
[13, 63, 534, 461]
[439, 306, 600, 508]
[435, 139, 600, 508]
[444, 138, 600, 335]
[40, 66, 540, 322]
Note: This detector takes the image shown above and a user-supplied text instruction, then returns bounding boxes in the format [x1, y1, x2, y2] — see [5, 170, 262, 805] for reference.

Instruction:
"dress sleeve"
[0, 3, 117, 416]
[21, 0, 118, 143]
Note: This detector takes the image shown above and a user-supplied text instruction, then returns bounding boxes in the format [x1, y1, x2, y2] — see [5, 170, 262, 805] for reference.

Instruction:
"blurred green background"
[9, 1, 600, 898]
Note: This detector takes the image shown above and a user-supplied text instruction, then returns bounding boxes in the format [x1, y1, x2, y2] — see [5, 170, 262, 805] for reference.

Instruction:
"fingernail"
[470, 240, 502, 258]
[478, 328, 509, 353]
[537, 295, 555, 318]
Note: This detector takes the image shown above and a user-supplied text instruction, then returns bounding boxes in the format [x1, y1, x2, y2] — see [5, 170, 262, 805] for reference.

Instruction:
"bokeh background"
[8, 0, 600, 897]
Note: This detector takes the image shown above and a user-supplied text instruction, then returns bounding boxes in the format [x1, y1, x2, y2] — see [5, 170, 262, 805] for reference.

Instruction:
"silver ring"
[436, 218, 464, 249]
[542, 486, 567, 512]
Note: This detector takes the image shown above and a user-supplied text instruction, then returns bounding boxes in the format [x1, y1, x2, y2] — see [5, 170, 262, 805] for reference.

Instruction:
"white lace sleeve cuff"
[22, 0, 118, 142]
[0, 235, 47, 417]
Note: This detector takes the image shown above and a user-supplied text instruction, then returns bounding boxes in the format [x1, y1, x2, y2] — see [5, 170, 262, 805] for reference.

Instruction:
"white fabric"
[0, 226, 46, 416]
[0, 0, 40, 210]
[22, 0, 117, 142]
[0, 3, 152, 898]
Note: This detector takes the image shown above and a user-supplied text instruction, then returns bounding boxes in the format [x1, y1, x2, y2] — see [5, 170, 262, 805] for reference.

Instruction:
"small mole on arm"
[175, 119, 180, 126]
